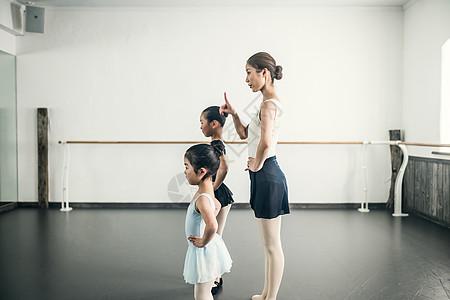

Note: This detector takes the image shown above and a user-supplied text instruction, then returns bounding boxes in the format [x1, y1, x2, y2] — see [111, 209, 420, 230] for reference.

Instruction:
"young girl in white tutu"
[183, 144, 233, 300]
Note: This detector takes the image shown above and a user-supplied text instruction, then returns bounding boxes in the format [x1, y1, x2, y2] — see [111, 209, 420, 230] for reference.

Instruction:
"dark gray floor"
[1, 207, 449, 300]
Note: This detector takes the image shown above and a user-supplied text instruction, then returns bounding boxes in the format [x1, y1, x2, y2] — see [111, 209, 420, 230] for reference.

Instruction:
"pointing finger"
[224, 92, 230, 105]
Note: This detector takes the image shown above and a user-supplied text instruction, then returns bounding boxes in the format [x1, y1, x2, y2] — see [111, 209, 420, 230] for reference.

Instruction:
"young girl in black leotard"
[200, 106, 234, 295]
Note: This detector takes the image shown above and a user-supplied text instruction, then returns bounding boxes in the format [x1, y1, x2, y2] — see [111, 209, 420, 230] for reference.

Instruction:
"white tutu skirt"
[183, 234, 232, 284]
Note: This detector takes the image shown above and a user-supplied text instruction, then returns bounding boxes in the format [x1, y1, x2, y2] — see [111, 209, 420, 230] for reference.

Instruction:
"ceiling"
[17, 0, 414, 8]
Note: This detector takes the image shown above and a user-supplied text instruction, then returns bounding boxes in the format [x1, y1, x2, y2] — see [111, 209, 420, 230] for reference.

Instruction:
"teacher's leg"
[252, 216, 284, 300]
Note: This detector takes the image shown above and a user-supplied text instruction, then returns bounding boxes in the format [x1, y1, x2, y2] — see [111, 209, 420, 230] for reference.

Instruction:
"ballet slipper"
[252, 295, 265, 300]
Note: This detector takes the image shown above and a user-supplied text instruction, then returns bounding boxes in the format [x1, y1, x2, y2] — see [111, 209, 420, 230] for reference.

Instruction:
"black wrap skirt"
[214, 183, 234, 208]
[249, 156, 289, 219]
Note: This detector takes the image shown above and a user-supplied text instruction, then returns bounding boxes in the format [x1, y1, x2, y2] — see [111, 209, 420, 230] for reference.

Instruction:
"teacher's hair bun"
[274, 65, 283, 80]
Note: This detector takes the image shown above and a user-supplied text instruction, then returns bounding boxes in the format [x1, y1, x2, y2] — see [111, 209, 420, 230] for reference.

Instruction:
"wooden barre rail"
[58, 140, 450, 147]
[58, 141, 364, 145]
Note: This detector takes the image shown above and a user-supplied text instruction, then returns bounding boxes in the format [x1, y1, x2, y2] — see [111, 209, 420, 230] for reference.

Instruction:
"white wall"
[0, 29, 15, 54]
[403, 0, 450, 158]
[441, 39, 450, 143]
[16, 6, 403, 204]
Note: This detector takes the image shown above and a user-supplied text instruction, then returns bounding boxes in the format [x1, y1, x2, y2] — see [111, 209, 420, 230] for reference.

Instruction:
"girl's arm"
[213, 197, 221, 217]
[188, 196, 218, 248]
[220, 92, 248, 140]
[247, 101, 276, 172]
[213, 155, 228, 191]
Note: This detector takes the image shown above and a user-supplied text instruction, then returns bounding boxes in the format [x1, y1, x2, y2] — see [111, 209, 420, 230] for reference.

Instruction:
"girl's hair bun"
[211, 140, 225, 159]
[274, 65, 283, 80]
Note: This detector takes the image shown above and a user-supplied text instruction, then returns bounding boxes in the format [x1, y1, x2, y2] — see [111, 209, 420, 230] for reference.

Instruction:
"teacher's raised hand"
[219, 92, 236, 116]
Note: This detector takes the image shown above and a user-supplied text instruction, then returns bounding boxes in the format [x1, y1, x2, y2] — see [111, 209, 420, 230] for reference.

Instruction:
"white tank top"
[247, 99, 282, 158]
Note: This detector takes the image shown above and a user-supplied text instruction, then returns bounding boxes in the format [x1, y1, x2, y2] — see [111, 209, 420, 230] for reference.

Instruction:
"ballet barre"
[57, 140, 450, 215]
